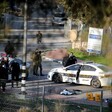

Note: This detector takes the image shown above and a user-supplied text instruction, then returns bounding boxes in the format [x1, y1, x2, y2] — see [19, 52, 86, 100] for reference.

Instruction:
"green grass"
[68, 48, 112, 67]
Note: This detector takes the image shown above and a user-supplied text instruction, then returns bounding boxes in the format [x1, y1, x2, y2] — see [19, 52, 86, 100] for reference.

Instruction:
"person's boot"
[16, 81, 18, 87]
[2, 86, 5, 93]
[11, 81, 14, 88]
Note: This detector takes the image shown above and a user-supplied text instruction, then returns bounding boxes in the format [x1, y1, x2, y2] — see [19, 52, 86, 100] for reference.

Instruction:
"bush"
[17, 107, 31, 112]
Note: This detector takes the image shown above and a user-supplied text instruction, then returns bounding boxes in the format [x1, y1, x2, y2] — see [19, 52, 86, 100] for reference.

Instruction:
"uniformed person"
[0, 60, 8, 92]
[31, 49, 42, 76]
[62, 52, 77, 67]
[36, 31, 42, 44]
[4, 41, 15, 57]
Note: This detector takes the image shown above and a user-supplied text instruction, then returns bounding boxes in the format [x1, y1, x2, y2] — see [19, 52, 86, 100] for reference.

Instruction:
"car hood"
[50, 67, 65, 73]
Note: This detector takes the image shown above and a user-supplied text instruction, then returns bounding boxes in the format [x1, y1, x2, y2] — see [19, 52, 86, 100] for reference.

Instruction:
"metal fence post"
[100, 90, 103, 112]
[42, 86, 45, 112]
[21, 62, 27, 94]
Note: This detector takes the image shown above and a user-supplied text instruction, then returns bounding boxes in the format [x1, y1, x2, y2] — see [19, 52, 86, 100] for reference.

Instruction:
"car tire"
[91, 78, 101, 88]
[52, 73, 62, 83]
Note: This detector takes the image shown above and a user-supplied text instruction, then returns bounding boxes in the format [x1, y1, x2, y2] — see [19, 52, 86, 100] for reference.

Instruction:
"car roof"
[66, 62, 106, 68]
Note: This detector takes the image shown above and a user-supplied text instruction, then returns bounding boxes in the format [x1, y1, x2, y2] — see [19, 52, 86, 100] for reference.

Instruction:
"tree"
[56, 0, 112, 27]
[0, 1, 8, 15]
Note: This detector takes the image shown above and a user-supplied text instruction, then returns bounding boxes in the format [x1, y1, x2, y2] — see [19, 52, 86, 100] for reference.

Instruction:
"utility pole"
[21, 0, 27, 95]
[23, 0, 27, 63]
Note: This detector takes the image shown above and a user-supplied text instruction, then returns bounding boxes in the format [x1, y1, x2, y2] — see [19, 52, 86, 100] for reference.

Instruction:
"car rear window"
[81, 65, 96, 71]
[98, 65, 112, 72]
[54, 13, 65, 17]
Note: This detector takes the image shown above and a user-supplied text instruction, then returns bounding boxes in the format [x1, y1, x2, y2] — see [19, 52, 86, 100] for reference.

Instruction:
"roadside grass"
[68, 48, 112, 67]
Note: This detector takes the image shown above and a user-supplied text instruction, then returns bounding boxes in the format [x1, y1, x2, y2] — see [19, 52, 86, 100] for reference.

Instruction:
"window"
[67, 64, 81, 71]
[81, 65, 96, 71]
[98, 65, 111, 72]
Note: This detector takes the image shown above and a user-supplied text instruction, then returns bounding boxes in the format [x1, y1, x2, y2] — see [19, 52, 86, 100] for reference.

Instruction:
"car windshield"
[54, 13, 65, 17]
[98, 65, 112, 72]
[66, 64, 81, 71]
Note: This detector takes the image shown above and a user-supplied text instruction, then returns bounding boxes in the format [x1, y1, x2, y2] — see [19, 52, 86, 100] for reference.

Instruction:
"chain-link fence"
[0, 89, 111, 112]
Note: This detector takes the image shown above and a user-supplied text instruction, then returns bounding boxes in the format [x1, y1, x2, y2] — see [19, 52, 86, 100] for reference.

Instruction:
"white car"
[47, 62, 112, 88]
[52, 13, 67, 26]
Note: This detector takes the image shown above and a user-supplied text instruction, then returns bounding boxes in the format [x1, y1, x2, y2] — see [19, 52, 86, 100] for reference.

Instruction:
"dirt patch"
[45, 48, 69, 60]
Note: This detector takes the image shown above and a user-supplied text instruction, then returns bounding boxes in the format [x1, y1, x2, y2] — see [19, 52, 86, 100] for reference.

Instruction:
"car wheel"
[53, 73, 62, 83]
[91, 78, 101, 88]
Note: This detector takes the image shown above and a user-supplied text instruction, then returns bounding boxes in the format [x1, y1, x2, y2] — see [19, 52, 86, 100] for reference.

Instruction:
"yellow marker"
[86, 93, 94, 101]
[95, 93, 101, 102]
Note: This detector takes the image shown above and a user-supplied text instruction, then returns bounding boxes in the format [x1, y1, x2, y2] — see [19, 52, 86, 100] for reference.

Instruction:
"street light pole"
[21, 0, 27, 95]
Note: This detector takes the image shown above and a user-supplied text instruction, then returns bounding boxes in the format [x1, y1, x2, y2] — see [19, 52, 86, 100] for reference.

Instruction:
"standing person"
[2, 57, 9, 80]
[4, 41, 15, 57]
[62, 54, 69, 67]
[31, 49, 43, 76]
[0, 60, 8, 92]
[68, 52, 77, 65]
[10, 60, 20, 88]
[62, 52, 77, 67]
[37, 50, 43, 76]
[36, 31, 42, 44]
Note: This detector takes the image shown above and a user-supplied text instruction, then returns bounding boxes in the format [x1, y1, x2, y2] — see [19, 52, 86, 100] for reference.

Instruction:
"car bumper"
[52, 21, 65, 25]
[100, 78, 112, 86]
[47, 72, 53, 81]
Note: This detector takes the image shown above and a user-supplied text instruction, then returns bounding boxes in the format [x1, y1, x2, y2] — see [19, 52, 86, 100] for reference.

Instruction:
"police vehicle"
[47, 62, 112, 88]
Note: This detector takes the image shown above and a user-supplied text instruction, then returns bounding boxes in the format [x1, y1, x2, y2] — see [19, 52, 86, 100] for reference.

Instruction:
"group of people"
[0, 56, 20, 92]
[0, 41, 20, 92]
[0, 33, 78, 92]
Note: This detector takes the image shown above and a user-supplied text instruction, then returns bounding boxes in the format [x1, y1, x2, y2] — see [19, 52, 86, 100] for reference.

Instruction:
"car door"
[79, 65, 96, 85]
[65, 64, 81, 83]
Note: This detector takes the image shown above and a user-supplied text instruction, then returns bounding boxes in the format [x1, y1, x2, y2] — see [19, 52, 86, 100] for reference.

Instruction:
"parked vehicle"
[53, 5, 64, 15]
[52, 5, 67, 26]
[47, 62, 112, 88]
[51, 13, 67, 26]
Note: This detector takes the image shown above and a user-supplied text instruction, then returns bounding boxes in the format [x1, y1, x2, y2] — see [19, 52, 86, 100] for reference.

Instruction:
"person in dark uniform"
[76, 65, 82, 82]
[0, 60, 8, 92]
[62, 52, 77, 67]
[4, 41, 15, 57]
[10, 60, 20, 88]
[62, 54, 69, 67]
